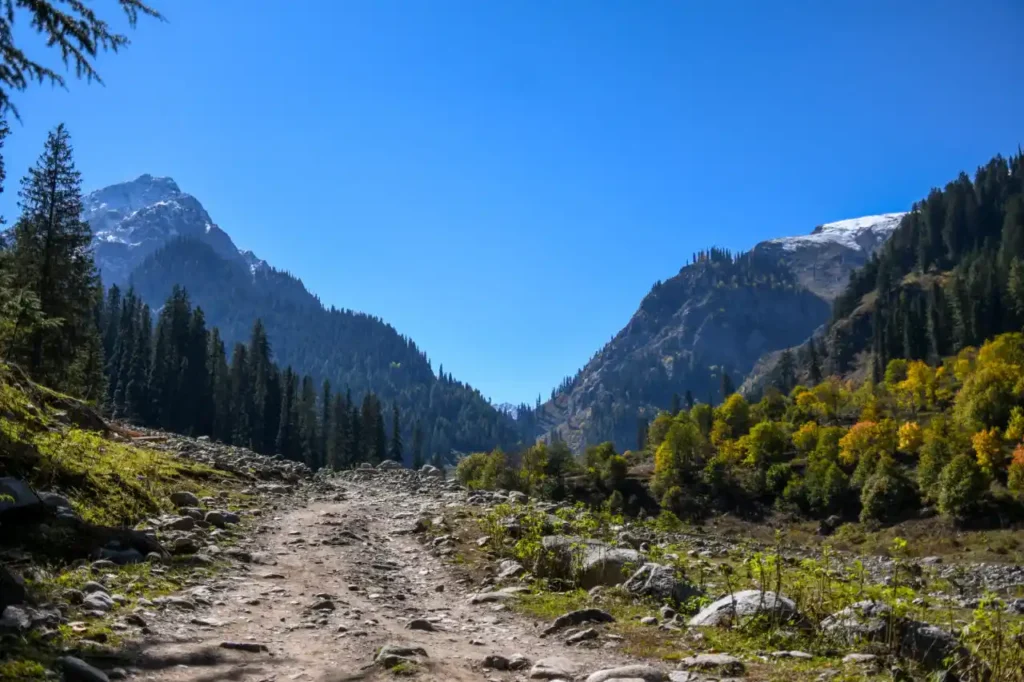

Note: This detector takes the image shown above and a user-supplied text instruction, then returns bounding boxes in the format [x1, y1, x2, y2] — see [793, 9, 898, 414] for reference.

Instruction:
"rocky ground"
[3, 449, 1023, 682]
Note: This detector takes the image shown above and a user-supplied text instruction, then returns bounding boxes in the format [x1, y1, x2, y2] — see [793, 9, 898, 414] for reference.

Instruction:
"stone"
[820, 600, 891, 644]
[83, 581, 109, 594]
[585, 665, 669, 682]
[678, 653, 745, 676]
[0, 563, 26, 610]
[0, 477, 42, 519]
[163, 516, 196, 531]
[529, 656, 579, 679]
[170, 491, 200, 507]
[219, 641, 269, 653]
[542, 608, 615, 636]
[57, 656, 110, 682]
[98, 548, 144, 565]
[377, 460, 402, 470]
[898, 621, 964, 670]
[624, 563, 700, 604]
[204, 510, 227, 528]
[770, 650, 812, 659]
[406, 618, 436, 632]
[420, 464, 442, 477]
[0, 605, 31, 631]
[38, 490, 73, 510]
[311, 600, 335, 611]
[476, 535, 492, 547]
[221, 510, 241, 524]
[171, 537, 200, 554]
[687, 590, 799, 627]
[659, 605, 676, 620]
[566, 627, 598, 644]
[842, 653, 879, 665]
[497, 559, 524, 580]
[483, 654, 511, 670]
[83, 592, 115, 612]
[640, 616, 658, 625]
[375, 643, 428, 669]
[468, 586, 528, 604]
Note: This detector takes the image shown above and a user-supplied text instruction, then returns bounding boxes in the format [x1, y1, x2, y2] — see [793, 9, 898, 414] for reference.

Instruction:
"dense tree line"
[101, 285, 417, 470]
[125, 237, 528, 459]
[826, 152, 1024, 377]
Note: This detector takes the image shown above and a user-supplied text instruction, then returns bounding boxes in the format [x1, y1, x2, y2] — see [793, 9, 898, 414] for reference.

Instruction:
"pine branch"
[0, 0, 163, 118]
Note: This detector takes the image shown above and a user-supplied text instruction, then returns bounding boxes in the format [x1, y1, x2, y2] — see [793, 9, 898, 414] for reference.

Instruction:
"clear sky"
[1, 1, 1022, 406]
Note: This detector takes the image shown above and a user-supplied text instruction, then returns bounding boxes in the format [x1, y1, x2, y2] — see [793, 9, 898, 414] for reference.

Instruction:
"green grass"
[0, 660, 47, 681]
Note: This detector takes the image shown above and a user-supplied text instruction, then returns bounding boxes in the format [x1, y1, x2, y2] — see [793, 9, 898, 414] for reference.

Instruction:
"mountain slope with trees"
[534, 213, 904, 453]
[79, 176, 525, 460]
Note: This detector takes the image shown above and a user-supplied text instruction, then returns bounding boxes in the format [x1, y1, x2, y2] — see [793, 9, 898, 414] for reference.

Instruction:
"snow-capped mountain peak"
[85, 174, 257, 286]
[766, 212, 907, 253]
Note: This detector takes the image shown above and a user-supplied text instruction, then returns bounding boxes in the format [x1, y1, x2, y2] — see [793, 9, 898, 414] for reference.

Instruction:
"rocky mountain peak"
[86, 174, 250, 286]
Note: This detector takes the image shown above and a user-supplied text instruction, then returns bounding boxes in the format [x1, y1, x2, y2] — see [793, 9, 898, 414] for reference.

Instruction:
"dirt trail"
[132, 477, 618, 682]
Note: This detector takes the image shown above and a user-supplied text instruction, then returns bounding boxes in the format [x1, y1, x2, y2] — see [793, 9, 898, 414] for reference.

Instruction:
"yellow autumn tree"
[792, 421, 820, 454]
[972, 427, 1006, 475]
[898, 421, 923, 454]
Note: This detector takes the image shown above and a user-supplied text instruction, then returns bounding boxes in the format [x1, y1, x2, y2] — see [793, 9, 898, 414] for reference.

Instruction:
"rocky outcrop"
[623, 563, 700, 604]
[534, 535, 642, 588]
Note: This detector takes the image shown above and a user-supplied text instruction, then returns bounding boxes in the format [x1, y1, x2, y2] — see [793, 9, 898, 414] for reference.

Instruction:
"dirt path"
[131, 477, 618, 682]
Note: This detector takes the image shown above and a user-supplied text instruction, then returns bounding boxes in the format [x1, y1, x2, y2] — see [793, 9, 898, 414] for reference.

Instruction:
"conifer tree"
[276, 367, 299, 460]
[124, 301, 151, 422]
[229, 343, 251, 447]
[298, 375, 318, 468]
[8, 123, 100, 394]
[411, 421, 425, 470]
[388, 403, 403, 463]
[320, 380, 332, 467]
[208, 328, 231, 442]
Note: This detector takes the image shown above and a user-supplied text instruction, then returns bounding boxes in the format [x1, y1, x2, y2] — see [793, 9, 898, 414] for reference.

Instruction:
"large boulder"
[624, 563, 700, 604]
[687, 590, 800, 628]
[585, 665, 667, 682]
[820, 600, 892, 644]
[898, 621, 965, 671]
[0, 478, 42, 520]
[0, 563, 26, 610]
[169, 491, 199, 507]
[536, 535, 642, 588]
[377, 460, 402, 470]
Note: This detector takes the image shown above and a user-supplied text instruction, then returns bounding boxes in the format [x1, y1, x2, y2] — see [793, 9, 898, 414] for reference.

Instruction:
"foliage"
[0, 1, 162, 118]
[938, 454, 986, 520]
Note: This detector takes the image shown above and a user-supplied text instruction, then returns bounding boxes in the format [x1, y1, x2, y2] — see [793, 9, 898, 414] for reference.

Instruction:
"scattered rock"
[483, 654, 511, 670]
[687, 590, 799, 628]
[898, 621, 964, 670]
[204, 510, 227, 528]
[585, 664, 669, 682]
[82, 592, 115, 613]
[497, 559, 524, 580]
[0, 563, 26, 609]
[624, 563, 700, 604]
[820, 600, 891, 644]
[170, 491, 200, 507]
[640, 616, 658, 625]
[375, 643, 428, 669]
[842, 653, 879, 665]
[0, 605, 31, 631]
[469, 586, 528, 604]
[163, 516, 196, 531]
[566, 627, 598, 644]
[57, 656, 110, 682]
[529, 656, 579, 679]
[377, 460, 402, 470]
[542, 608, 615, 636]
[220, 641, 269, 653]
[406, 618, 436, 632]
[678, 653, 745, 676]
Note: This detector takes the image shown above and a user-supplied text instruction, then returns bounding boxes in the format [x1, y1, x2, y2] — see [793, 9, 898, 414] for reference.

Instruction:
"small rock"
[406, 618, 436, 632]
[566, 627, 598, 644]
[57, 656, 109, 682]
[586, 664, 669, 682]
[640, 616, 658, 625]
[542, 608, 615, 636]
[90, 559, 117, 571]
[678, 653, 745, 676]
[170, 491, 200, 507]
[220, 641, 268, 653]
[483, 654, 511, 670]
[529, 656, 579, 679]
[842, 653, 879, 665]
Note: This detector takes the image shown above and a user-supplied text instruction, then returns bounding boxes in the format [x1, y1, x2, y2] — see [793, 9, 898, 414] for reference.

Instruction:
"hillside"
[536, 214, 902, 452]
[86, 175, 523, 460]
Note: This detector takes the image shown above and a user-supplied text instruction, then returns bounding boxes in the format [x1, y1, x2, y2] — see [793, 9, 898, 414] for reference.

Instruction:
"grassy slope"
[0, 364, 247, 679]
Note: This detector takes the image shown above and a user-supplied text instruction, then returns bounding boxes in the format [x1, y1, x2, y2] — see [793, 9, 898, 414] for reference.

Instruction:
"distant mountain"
[535, 214, 902, 452]
[85, 175, 524, 459]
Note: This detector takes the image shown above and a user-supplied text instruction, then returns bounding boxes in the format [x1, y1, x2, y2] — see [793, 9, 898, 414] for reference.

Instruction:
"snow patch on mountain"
[85, 174, 262, 285]
[765, 212, 907, 253]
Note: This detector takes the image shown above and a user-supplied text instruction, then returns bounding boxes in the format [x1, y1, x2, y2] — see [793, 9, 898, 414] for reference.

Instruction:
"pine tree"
[388, 403, 403, 464]
[807, 338, 822, 385]
[247, 319, 272, 453]
[411, 421, 425, 470]
[719, 371, 734, 400]
[684, 390, 694, 410]
[320, 380, 332, 467]
[208, 328, 231, 442]
[298, 375, 318, 468]
[669, 393, 680, 416]
[776, 349, 796, 393]
[374, 400, 387, 464]
[348, 401, 362, 464]
[1008, 258, 1024, 327]
[275, 367, 299, 460]
[184, 307, 211, 435]
[124, 302, 151, 422]
[8, 124, 101, 394]
[229, 343, 251, 447]
[329, 392, 349, 469]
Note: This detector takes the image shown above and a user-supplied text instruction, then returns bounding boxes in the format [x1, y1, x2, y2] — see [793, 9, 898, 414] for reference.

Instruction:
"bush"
[859, 457, 913, 523]
[604, 454, 629, 489]
[765, 462, 792, 496]
[1008, 445, 1024, 497]
[660, 485, 685, 516]
[938, 454, 986, 520]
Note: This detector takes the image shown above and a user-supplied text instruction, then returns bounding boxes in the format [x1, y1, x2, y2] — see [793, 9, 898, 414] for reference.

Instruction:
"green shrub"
[859, 458, 913, 523]
[938, 454, 986, 520]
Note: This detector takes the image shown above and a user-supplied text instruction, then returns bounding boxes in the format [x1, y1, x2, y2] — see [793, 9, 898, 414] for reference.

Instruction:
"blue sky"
[2, 0, 1022, 405]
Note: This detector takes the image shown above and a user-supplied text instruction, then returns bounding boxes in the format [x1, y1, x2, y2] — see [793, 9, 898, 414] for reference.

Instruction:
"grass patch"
[0, 660, 47, 681]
